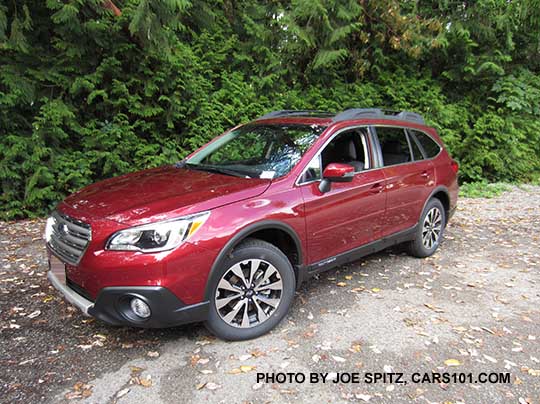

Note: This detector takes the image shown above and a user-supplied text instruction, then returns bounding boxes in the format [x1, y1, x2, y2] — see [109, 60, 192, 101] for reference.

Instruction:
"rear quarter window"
[411, 130, 441, 158]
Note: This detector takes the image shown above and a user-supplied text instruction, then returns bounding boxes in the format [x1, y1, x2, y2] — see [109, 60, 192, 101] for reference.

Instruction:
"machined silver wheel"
[214, 259, 283, 328]
[422, 206, 443, 249]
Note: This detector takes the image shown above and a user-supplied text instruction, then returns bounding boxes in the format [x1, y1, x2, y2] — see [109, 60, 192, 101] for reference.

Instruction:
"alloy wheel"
[422, 207, 442, 249]
[215, 259, 283, 328]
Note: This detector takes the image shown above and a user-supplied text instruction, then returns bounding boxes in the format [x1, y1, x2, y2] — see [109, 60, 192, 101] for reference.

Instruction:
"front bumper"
[48, 270, 209, 328]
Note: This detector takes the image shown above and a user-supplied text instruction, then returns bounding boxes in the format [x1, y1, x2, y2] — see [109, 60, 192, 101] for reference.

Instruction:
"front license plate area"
[49, 254, 66, 285]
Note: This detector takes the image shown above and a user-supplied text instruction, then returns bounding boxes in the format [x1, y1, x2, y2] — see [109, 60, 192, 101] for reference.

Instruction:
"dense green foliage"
[1, 0, 540, 219]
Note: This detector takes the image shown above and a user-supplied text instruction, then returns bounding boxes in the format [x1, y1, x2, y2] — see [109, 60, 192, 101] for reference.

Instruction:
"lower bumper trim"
[47, 271, 93, 316]
[89, 286, 209, 328]
[48, 271, 209, 328]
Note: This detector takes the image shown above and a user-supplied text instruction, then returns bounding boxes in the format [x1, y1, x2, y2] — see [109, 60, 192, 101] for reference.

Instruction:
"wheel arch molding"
[422, 185, 450, 221]
[204, 220, 304, 300]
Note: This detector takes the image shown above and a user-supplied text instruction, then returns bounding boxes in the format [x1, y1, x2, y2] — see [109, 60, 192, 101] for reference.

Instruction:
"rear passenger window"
[376, 127, 412, 166]
[411, 130, 441, 158]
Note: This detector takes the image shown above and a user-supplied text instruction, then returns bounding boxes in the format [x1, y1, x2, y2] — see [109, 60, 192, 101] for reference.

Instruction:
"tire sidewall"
[205, 243, 295, 341]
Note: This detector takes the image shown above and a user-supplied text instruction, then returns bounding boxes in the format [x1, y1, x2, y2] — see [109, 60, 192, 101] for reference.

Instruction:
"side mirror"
[319, 163, 354, 193]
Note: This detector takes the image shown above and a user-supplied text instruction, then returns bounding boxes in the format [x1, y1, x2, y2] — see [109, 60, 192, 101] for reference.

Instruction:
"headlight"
[106, 212, 210, 252]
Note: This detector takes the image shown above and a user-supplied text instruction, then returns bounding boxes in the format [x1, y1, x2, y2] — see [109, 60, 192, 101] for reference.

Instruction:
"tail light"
[450, 160, 459, 174]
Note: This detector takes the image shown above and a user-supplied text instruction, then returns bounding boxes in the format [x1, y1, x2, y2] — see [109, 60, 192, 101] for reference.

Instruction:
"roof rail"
[256, 110, 332, 120]
[395, 111, 424, 124]
[332, 108, 384, 122]
[256, 108, 426, 124]
[332, 108, 425, 124]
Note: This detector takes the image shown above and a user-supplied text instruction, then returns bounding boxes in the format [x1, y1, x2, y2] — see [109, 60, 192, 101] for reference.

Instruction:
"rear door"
[373, 126, 435, 237]
[299, 127, 387, 264]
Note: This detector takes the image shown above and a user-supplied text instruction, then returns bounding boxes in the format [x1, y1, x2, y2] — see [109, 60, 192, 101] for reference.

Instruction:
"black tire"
[205, 238, 296, 341]
[407, 198, 446, 258]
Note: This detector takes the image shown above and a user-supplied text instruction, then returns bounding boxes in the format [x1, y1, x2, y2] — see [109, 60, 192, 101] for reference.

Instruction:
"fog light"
[130, 297, 151, 319]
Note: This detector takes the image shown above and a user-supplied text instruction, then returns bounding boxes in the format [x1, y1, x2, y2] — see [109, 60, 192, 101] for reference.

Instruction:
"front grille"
[47, 211, 91, 265]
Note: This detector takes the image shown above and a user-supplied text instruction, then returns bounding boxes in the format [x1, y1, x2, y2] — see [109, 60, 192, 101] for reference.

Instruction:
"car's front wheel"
[407, 198, 446, 258]
[205, 239, 296, 341]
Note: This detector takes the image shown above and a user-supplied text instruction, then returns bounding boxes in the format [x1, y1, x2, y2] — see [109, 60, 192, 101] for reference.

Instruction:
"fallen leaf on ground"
[350, 344, 362, 353]
[130, 366, 144, 374]
[250, 349, 266, 357]
[116, 388, 130, 398]
[424, 303, 444, 313]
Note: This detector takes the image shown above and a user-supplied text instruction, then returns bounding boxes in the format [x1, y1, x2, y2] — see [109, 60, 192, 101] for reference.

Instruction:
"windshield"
[187, 124, 326, 179]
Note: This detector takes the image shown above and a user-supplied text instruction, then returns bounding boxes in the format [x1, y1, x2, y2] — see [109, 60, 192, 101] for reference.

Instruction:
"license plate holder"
[49, 254, 66, 285]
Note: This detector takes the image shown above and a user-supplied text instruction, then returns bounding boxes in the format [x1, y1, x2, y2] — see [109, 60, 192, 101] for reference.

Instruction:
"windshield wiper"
[185, 163, 250, 178]
[174, 159, 187, 168]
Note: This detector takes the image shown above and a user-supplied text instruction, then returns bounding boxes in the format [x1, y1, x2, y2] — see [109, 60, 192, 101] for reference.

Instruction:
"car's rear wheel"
[407, 198, 446, 258]
[205, 239, 295, 340]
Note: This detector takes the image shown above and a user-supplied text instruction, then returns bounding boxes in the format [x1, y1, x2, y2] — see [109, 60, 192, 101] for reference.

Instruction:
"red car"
[46, 108, 458, 340]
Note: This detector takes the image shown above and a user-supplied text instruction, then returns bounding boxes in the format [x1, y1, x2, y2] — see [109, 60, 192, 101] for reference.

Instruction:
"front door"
[299, 127, 387, 264]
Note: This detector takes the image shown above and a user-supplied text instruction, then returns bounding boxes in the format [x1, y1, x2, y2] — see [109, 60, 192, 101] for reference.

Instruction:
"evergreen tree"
[1, 0, 539, 219]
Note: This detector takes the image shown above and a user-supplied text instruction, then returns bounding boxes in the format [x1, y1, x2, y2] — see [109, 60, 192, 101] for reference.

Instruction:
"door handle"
[370, 183, 384, 194]
[420, 171, 430, 178]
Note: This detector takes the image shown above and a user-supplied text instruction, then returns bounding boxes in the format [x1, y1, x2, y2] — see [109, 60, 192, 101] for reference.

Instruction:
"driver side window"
[300, 128, 370, 183]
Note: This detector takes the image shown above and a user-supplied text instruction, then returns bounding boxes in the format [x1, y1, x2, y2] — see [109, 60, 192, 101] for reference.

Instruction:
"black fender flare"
[204, 220, 304, 300]
[420, 185, 450, 223]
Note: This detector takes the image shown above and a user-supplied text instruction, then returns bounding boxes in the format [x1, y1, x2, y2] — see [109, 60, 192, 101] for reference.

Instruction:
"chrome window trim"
[361, 134, 371, 170]
[295, 123, 443, 186]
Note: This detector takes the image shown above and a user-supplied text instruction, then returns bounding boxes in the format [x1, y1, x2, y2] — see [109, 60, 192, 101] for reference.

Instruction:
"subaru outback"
[46, 108, 459, 340]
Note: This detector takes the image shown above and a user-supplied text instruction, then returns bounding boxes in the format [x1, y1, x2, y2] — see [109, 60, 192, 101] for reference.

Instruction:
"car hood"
[61, 165, 271, 226]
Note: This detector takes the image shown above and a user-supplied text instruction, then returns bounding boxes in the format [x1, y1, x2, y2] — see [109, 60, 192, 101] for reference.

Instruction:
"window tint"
[407, 131, 425, 161]
[376, 127, 412, 166]
[411, 130, 441, 158]
[321, 128, 369, 172]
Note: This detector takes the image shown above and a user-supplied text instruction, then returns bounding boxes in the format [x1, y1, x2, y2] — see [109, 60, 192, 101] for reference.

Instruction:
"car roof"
[253, 108, 427, 128]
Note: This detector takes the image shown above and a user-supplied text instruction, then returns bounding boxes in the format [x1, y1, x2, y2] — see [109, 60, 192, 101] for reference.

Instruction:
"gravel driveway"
[1, 186, 539, 404]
